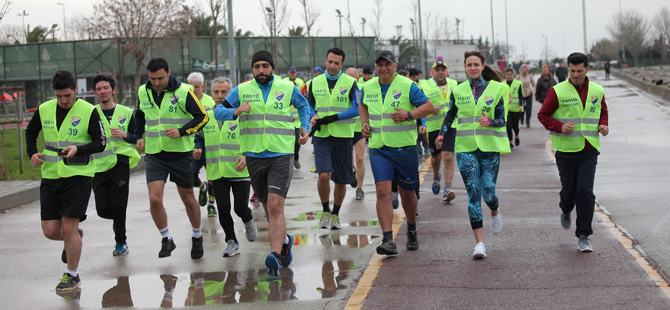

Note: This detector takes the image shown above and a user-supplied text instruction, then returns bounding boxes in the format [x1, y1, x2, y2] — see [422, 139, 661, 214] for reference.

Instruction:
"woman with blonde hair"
[436, 51, 510, 258]
[516, 64, 535, 127]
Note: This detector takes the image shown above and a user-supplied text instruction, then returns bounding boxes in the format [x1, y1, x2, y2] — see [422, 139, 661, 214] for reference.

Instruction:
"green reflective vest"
[506, 80, 523, 113]
[219, 120, 248, 178]
[363, 76, 417, 148]
[452, 80, 510, 154]
[202, 108, 224, 180]
[283, 76, 305, 90]
[312, 74, 357, 138]
[138, 83, 196, 154]
[420, 78, 458, 132]
[550, 81, 603, 152]
[200, 94, 216, 110]
[93, 105, 141, 172]
[39, 99, 96, 178]
[237, 79, 295, 153]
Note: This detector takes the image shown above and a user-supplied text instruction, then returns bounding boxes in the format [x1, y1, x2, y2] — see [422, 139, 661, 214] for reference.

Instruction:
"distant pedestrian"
[538, 52, 609, 252]
[536, 65, 557, 108]
[359, 50, 435, 256]
[25, 70, 106, 293]
[214, 50, 313, 276]
[284, 66, 305, 90]
[516, 64, 535, 127]
[555, 62, 568, 82]
[91, 74, 141, 257]
[436, 51, 510, 259]
[504, 69, 524, 149]
[604, 61, 611, 80]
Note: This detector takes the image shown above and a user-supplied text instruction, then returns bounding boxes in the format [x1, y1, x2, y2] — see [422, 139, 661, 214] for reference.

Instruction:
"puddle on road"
[56, 262, 361, 308]
[255, 233, 381, 247]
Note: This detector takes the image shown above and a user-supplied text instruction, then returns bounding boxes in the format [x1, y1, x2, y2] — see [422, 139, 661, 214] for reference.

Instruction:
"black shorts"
[145, 153, 194, 188]
[428, 127, 456, 155]
[40, 176, 92, 221]
[246, 155, 293, 203]
[313, 137, 353, 185]
[353, 131, 364, 145]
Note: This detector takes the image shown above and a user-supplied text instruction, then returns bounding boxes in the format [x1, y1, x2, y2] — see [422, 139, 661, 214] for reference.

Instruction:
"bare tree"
[66, 14, 96, 40]
[0, 1, 11, 23]
[371, 0, 383, 48]
[298, 0, 320, 70]
[653, 7, 670, 61]
[608, 9, 650, 67]
[93, 0, 187, 94]
[0, 24, 23, 45]
[205, 0, 226, 76]
[261, 0, 289, 65]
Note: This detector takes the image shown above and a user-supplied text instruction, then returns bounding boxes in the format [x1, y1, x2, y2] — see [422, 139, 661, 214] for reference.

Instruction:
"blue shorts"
[428, 127, 456, 154]
[313, 137, 353, 185]
[369, 146, 419, 191]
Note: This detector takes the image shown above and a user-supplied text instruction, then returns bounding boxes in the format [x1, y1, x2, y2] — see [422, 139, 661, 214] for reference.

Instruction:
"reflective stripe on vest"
[362, 75, 417, 148]
[138, 82, 196, 154]
[237, 79, 295, 153]
[219, 120, 249, 178]
[92, 104, 141, 172]
[39, 99, 96, 178]
[312, 74, 357, 138]
[419, 78, 453, 132]
[506, 80, 523, 112]
[451, 80, 510, 154]
[550, 81, 603, 152]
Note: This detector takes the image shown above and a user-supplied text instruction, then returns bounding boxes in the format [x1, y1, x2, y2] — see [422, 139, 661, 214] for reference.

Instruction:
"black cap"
[362, 65, 373, 74]
[375, 50, 396, 64]
[251, 50, 274, 70]
[397, 62, 409, 74]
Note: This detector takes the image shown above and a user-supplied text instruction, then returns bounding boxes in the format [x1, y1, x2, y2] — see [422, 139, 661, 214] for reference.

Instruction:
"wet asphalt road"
[1, 70, 670, 309]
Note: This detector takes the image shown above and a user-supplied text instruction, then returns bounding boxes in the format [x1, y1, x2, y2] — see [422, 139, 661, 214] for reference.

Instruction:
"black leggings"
[93, 161, 130, 244]
[506, 112, 522, 141]
[211, 179, 253, 242]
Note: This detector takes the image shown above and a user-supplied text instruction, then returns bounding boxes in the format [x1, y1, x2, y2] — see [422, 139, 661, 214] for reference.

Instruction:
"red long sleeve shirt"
[537, 76, 608, 151]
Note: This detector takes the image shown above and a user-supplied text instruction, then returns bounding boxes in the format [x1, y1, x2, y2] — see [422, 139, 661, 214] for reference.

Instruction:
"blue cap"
[288, 66, 297, 72]
[313, 66, 323, 74]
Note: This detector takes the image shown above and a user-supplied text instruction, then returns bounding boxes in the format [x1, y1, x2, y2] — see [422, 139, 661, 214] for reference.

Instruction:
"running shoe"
[391, 192, 399, 209]
[265, 252, 282, 276]
[406, 230, 419, 251]
[350, 170, 358, 188]
[515, 136, 520, 146]
[431, 174, 441, 195]
[62, 228, 83, 264]
[578, 235, 593, 252]
[560, 212, 571, 230]
[249, 192, 259, 202]
[376, 238, 398, 255]
[491, 213, 503, 234]
[355, 188, 364, 200]
[191, 236, 204, 259]
[198, 182, 208, 207]
[442, 189, 455, 204]
[113, 242, 129, 256]
[294, 160, 301, 169]
[158, 237, 176, 258]
[319, 212, 331, 229]
[330, 214, 342, 230]
[207, 204, 217, 217]
[222, 240, 240, 257]
[472, 242, 486, 258]
[279, 234, 294, 267]
[244, 219, 258, 241]
[56, 273, 81, 292]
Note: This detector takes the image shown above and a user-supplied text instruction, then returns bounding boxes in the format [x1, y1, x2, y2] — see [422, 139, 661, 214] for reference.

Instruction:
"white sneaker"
[244, 220, 257, 242]
[222, 240, 239, 257]
[472, 242, 487, 258]
[491, 213, 503, 234]
[319, 212, 331, 229]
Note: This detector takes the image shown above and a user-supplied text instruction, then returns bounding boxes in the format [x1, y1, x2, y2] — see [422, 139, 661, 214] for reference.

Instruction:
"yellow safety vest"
[551, 81, 603, 152]
[312, 74, 357, 138]
[39, 99, 96, 178]
[506, 80, 523, 113]
[137, 83, 198, 154]
[362, 75, 417, 149]
[451, 80, 510, 154]
[93, 105, 141, 172]
[420, 78, 457, 132]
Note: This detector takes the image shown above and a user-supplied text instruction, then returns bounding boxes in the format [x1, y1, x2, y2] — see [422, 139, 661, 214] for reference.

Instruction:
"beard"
[254, 73, 272, 85]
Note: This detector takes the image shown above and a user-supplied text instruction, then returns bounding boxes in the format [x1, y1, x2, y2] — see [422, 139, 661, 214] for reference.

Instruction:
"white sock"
[66, 268, 78, 277]
[192, 227, 202, 238]
[284, 235, 289, 244]
[159, 227, 171, 239]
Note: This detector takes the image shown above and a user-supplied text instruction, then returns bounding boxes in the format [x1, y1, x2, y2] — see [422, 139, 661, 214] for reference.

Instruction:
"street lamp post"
[361, 18, 366, 37]
[51, 24, 58, 42]
[335, 9, 343, 44]
[410, 18, 417, 67]
[265, 7, 277, 67]
[57, 3, 66, 41]
[17, 10, 28, 41]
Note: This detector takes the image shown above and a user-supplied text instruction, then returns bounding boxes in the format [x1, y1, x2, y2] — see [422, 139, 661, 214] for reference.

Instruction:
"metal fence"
[0, 36, 376, 108]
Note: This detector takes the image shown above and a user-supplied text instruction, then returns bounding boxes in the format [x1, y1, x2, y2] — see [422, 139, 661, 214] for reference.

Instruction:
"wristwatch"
[405, 111, 414, 121]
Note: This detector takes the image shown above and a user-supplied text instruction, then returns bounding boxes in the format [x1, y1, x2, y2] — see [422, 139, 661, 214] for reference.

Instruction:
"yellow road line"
[345, 159, 432, 309]
[544, 136, 670, 301]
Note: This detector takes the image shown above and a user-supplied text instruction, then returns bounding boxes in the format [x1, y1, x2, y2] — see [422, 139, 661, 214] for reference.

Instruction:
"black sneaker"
[191, 236, 204, 259]
[406, 230, 419, 251]
[279, 234, 293, 267]
[198, 183, 208, 207]
[56, 273, 81, 292]
[376, 238, 398, 255]
[350, 169, 358, 188]
[158, 237, 176, 258]
[61, 228, 83, 264]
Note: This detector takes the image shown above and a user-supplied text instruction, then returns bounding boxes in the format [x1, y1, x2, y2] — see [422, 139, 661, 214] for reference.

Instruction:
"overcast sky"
[5, 0, 667, 62]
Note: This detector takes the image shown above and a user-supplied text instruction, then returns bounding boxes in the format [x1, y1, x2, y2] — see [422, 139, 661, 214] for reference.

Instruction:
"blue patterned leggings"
[456, 151, 500, 230]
